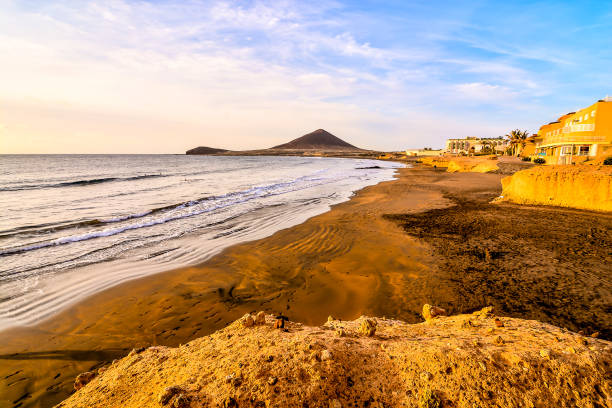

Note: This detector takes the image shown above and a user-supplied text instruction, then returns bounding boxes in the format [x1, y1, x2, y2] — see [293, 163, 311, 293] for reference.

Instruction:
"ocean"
[0, 154, 402, 330]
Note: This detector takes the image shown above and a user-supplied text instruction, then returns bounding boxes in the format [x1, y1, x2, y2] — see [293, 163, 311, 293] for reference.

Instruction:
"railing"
[561, 124, 594, 133]
[540, 134, 605, 146]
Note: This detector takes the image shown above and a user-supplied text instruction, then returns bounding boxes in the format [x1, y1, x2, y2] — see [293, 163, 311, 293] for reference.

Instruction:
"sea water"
[0, 155, 402, 329]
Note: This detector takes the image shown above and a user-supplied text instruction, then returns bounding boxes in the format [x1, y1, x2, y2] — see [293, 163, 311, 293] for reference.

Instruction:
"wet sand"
[1, 166, 610, 408]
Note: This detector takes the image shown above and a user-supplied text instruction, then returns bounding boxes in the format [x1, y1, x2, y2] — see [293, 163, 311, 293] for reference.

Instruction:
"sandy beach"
[1, 164, 611, 408]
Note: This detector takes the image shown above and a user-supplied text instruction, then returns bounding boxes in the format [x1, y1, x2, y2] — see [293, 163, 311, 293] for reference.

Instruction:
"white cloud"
[0, 0, 556, 153]
[454, 82, 518, 101]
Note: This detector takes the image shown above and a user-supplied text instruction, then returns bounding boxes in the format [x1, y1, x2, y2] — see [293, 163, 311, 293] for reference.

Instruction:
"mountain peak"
[272, 129, 360, 150]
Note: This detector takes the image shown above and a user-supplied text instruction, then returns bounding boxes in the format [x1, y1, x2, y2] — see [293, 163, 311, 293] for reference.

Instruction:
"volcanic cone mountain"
[272, 129, 360, 150]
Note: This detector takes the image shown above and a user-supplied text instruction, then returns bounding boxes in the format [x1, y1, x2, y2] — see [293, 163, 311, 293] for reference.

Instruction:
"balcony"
[562, 124, 594, 133]
[540, 133, 605, 147]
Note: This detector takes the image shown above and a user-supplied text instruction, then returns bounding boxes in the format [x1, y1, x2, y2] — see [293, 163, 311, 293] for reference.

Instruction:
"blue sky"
[1, 0, 611, 153]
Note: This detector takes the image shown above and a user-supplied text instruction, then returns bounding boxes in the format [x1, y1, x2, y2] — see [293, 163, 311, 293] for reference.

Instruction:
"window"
[584, 114, 588, 121]
[579, 146, 590, 156]
[592, 110, 596, 117]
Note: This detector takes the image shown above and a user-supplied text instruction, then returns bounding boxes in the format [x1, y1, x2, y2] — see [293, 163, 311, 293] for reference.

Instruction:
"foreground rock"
[57, 309, 611, 408]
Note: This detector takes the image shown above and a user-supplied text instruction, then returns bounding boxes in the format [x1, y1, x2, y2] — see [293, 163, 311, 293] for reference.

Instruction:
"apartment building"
[535, 97, 612, 164]
[445, 137, 508, 155]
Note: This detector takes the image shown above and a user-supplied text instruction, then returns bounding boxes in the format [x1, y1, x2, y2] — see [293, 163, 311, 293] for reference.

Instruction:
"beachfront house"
[534, 97, 612, 164]
[445, 136, 508, 155]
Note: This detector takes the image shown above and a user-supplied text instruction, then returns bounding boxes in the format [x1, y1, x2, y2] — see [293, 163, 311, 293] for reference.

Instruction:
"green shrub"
[604, 157, 612, 165]
[533, 157, 546, 164]
[521, 156, 531, 162]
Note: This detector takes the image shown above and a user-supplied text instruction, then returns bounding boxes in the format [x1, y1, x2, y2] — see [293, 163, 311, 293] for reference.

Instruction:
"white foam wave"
[0, 171, 339, 256]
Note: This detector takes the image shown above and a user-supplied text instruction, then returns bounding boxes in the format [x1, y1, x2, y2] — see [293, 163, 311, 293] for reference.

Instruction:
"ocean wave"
[0, 219, 105, 239]
[0, 174, 164, 192]
[0, 171, 340, 256]
[0, 165, 394, 241]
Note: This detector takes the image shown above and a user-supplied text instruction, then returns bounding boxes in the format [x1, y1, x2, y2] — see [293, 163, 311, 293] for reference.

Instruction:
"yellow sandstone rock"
[422, 304, 447, 320]
[254, 311, 266, 325]
[499, 164, 612, 212]
[59, 313, 612, 408]
[446, 157, 499, 173]
[359, 318, 377, 336]
[241, 313, 255, 328]
[419, 156, 499, 173]
[73, 371, 96, 391]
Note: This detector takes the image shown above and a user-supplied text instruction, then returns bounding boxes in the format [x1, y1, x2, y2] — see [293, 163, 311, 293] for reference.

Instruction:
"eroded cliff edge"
[500, 164, 612, 212]
[57, 307, 611, 408]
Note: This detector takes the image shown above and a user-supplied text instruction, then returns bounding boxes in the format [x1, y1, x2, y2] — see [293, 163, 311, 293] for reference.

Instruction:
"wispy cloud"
[454, 82, 517, 101]
[0, 0, 610, 153]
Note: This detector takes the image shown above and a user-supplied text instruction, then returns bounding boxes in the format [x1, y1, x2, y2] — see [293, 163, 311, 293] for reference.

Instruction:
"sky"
[1, 0, 611, 153]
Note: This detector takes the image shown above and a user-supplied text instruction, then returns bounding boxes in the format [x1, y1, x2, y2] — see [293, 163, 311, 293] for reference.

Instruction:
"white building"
[445, 137, 508, 154]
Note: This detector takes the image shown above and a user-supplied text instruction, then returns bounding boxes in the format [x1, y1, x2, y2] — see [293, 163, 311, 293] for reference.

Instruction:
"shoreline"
[0, 155, 403, 332]
[0, 162, 418, 408]
[1, 164, 610, 408]
[0, 163, 411, 334]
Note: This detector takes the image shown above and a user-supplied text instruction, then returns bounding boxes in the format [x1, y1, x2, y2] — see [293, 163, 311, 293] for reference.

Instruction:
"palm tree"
[505, 129, 529, 156]
[480, 140, 494, 154]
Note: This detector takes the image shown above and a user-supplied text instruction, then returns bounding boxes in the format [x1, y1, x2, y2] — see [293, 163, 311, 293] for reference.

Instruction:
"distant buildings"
[445, 137, 508, 155]
[405, 148, 443, 157]
[534, 97, 612, 164]
[418, 98, 612, 162]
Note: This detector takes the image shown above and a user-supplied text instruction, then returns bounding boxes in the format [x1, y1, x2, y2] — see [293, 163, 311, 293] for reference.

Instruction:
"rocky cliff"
[419, 156, 500, 173]
[57, 307, 611, 408]
[500, 164, 612, 212]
